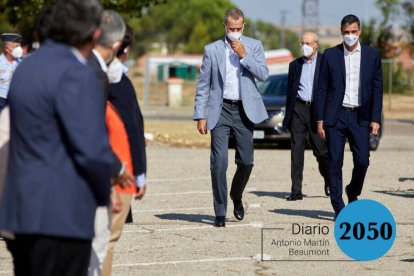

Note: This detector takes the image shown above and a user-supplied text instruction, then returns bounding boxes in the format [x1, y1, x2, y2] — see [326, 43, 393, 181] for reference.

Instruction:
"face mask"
[301, 44, 314, 58]
[107, 58, 124, 84]
[226, 30, 242, 41]
[343, 34, 359, 47]
[11, 46, 23, 59]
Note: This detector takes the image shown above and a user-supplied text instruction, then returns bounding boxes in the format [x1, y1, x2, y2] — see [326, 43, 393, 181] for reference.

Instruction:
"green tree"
[129, 0, 233, 55]
[0, 0, 165, 36]
[375, 0, 400, 57]
[401, 0, 414, 55]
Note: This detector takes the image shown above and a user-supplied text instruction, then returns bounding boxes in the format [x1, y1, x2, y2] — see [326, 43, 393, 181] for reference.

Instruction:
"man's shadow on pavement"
[249, 191, 290, 199]
[155, 213, 215, 225]
[270, 209, 335, 221]
[249, 191, 327, 200]
[373, 189, 414, 198]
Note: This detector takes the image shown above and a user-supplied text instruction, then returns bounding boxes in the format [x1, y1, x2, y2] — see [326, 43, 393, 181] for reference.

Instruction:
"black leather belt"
[296, 98, 312, 105]
[223, 98, 241, 105]
[342, 106, 359, 111]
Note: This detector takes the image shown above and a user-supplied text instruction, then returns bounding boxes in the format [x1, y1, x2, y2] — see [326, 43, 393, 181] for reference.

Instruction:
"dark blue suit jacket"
[0, 40, 114, 240]
[316, 43, 383, 126]
[283, 53, 323, 130]
[108, 74, 147, 177]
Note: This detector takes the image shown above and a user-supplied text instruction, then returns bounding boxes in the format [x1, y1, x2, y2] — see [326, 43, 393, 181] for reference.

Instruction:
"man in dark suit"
[0, 1, 119, 275]
[283, 32, 329, 201]
[316, 14, 383, 217]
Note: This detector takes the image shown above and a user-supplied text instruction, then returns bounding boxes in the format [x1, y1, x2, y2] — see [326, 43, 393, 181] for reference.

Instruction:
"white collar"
[70, 48, 87, 65]
[92, 49, 108, 72]
[344, 42, 361, 55]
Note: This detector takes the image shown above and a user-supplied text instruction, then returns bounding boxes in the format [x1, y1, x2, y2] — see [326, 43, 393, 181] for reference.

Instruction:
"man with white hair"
[283, 31, 329, 201]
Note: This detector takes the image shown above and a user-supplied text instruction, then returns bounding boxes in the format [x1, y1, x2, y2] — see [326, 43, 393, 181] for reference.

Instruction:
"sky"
[231, 0, 384, 26]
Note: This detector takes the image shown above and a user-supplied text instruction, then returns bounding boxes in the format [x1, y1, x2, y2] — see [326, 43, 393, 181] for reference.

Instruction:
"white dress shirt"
[343, 42, 361, 108]
[223, 38, 241, 100]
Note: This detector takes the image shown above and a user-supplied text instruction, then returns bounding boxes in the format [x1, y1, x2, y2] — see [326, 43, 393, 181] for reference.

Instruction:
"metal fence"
[382, 59, 414, 111]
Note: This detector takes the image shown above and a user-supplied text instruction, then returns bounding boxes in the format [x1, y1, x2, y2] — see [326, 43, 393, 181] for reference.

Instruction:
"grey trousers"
[210, 101, 254, 217]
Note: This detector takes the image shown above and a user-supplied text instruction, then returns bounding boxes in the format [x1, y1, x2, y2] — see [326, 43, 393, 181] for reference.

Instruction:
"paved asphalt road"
[1, 118, 413, 275]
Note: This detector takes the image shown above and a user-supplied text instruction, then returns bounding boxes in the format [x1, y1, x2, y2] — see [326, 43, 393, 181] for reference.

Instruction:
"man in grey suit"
[193, 8, 269, 227]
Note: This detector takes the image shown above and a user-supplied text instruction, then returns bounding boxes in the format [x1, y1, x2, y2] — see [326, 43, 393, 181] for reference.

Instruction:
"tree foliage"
[127, 0, 234, 55]
[0, 0, 165, 39]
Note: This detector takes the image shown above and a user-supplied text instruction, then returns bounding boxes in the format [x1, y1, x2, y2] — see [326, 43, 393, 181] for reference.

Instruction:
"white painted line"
[146, 175, 256, 183]
[122, 221, 263, 233]
[250, 221, 264, 228]
[0, 271, 13, 275]
[113, 256, 252, 267]
[133, 207, 212, 213]
[248, 203, 261, 208]
[148, 191, 211, 196]
[147, 176, 210, 183]
[246, 187, 257, 192]
[254, 254, 272, 261]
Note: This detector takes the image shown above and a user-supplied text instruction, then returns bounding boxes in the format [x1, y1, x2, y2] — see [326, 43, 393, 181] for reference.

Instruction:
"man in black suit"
[316, 15, 383, 217]
[283, 32, 329, 201]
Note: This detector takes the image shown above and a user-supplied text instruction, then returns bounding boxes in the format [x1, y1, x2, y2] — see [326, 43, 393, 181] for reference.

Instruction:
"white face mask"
[107, 58, 123, 84]
[226, 30, 242, 41]
[11, 46, 23, 59]
[301, 44, 315, 58]
[343, 34, 359, 47]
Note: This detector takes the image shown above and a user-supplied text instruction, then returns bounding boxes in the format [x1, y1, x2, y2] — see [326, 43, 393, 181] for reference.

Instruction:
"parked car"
[230, 73, 383, 150]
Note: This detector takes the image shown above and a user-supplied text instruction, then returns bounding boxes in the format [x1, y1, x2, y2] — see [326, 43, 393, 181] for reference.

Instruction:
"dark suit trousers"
[210, 101, 254, 217]
[290, 101, 329, 195]
[325, 108, 370, 214]
[5, 235, 91, 276]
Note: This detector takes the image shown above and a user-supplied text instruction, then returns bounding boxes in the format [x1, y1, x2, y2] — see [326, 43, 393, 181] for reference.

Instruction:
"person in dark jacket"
[282, 32, 329, 201]
[108, 25, 147, 202]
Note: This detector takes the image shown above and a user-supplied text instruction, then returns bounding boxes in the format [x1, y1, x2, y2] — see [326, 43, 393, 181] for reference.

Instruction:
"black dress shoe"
[213, 216, 226, 227]
[324, 186, 330, 196]
[286, 194, 303, 201]
[345, 185, 358, 204]
[233, 201, 244, 221]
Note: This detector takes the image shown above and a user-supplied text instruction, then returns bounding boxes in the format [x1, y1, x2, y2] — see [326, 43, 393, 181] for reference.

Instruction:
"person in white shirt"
[316, 14, 383, 219]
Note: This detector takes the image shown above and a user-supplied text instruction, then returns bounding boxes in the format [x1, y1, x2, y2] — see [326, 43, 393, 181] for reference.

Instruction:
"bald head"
[301, 32, 319, 45]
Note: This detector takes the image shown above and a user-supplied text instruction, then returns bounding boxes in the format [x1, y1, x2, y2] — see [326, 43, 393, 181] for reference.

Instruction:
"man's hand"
[134, 184, 147, 200]
[111, 188, 122, 214]
[231, 40, 246, 59]
[317, 122, 326, 141]
[197, 119, 207, 135]
[370, 122, 380, 135]
[112, 169, 135, 188]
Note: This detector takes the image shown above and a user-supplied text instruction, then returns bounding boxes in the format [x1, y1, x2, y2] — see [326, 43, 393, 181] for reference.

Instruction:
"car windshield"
[257, 75, 288, 97]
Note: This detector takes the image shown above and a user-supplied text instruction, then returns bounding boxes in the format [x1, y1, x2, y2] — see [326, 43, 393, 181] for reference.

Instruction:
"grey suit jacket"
[193, 36, 269, 130]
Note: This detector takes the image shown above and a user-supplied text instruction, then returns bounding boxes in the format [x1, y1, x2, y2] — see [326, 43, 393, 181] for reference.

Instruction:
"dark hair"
[48, 0, 102, 47]
[116, 24, 133, 57]
[341, 14, 360, 30]
[35, 6, 53, 43]
[224, 8, 244, 25]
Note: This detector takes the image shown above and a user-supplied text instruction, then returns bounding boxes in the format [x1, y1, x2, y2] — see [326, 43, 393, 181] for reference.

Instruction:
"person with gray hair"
[87, 10, 131, 276]
[193, 7, 269, 227]
[282, 31, 329, 201]
[89, 10, 126, 100]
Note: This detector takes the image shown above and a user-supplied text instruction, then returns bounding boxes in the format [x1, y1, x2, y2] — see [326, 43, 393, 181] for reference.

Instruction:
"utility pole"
[280, 10, 288, 48]
[301, 0, 320, 34]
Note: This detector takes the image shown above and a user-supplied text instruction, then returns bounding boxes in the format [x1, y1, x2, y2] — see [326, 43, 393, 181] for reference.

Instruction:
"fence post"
[388, 59, 393, 111]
